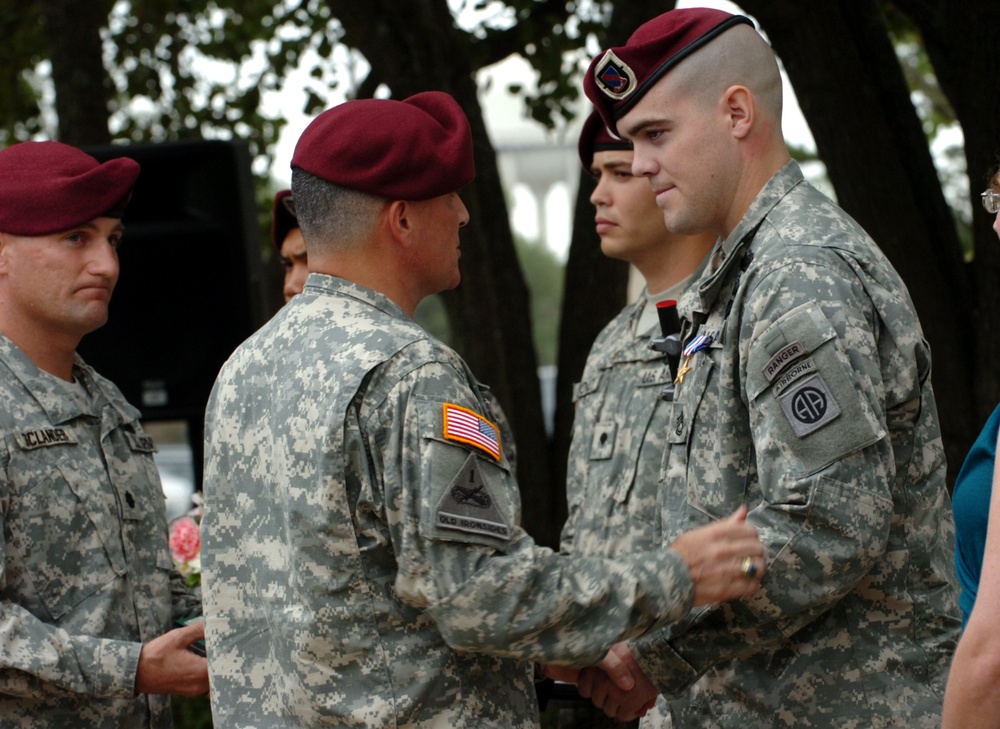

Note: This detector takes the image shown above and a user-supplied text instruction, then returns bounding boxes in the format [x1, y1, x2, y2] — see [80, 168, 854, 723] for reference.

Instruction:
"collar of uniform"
[691, 159, 805, 316]
[0, 333, 89, 424]
[0, 333, 139, 426]
[299, 271, 412, 322]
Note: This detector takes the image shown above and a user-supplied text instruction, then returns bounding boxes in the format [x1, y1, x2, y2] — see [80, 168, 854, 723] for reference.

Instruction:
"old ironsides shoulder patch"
[435, 452, 511, 541]
[442, 402, 501, 461]
[776, 373, 841, 438]
[595, 50, 637, 100]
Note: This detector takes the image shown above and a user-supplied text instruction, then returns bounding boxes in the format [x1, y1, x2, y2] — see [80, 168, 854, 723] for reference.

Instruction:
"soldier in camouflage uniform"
[574, 8, 961, 727]
[0, 141, 208, 727]
[552, 112, 714, 728]
[560, 110, 714, 561]
[200, 91, 766, 729]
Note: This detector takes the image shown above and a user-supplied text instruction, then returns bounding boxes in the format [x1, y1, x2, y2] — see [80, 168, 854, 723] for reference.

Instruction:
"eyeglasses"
[982, 190, 1000, 214]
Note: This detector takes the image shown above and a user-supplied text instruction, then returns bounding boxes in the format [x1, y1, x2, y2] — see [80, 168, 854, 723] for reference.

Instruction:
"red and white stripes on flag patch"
[442, 403, 501, 461]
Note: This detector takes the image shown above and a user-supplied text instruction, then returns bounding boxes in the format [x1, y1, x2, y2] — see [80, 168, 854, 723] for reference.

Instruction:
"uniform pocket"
[8, 463, 121, 621]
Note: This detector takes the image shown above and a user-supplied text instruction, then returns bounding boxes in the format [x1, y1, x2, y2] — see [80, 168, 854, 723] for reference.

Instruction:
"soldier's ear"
[0, 233, 10, 274]
[386, 200, 416, 249]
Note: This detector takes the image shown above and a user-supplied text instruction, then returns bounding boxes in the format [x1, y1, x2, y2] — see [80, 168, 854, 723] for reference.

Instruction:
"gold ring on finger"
[740, 556, 758, 579]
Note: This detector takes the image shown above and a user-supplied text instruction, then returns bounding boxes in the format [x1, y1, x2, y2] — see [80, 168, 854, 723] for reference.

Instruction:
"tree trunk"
[741, 0, 977, 479]
[42, 0, 112, 145]
[327, 0, 556, 543]
[897, 0, 1000, 432]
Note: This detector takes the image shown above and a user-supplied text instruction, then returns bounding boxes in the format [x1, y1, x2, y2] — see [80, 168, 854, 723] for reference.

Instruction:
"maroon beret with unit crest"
[584, 8, 753, 135]
[578, 109, 633, 171]
[271, 189, 299, 251]
[0, 141, 140, 236]
[291, 91, 475, 200]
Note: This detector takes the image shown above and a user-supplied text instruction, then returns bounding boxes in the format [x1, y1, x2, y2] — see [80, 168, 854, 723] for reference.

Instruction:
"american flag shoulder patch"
[442, 403, 501, 461]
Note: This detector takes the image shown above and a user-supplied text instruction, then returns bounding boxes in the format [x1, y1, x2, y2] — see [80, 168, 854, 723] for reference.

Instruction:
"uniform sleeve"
[632, 257, 898, 694]
[361, 355, 695, 667]
[0, 444, 142, 699]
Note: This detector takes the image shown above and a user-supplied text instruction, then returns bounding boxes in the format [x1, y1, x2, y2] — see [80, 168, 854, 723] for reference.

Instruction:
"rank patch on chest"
[15, 427, 78, 450]
[435, 453, 511, 541]
[777, 373, 841, 438]
[442, 403, 501, 461]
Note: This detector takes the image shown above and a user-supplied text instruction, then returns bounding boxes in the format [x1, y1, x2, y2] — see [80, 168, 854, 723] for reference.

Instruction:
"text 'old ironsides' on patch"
[435, 453, 511, 541]
[442, 402, 501, 461]
[777, 373, 841, 438]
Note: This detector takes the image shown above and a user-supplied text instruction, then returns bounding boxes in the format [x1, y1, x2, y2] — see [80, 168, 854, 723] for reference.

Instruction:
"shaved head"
[671, 24, 783, 126]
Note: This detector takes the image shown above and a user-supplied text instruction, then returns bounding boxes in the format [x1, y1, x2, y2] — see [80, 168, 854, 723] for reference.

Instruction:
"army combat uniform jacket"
[201, 274, 696, 729]
[560, 296, 676, 559]
[0, 334, 200, 728]
[633, 162, 960, 728]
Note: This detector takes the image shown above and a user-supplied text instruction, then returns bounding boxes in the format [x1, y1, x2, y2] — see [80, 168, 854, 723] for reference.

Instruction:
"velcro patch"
[125, 432, 158, 453]
[762, 341, 805, 382]
[15, 427, 78, 450]
[777, 373, 841, 438]
[442, 403, 501, 461]
[435, 453, 511, 541]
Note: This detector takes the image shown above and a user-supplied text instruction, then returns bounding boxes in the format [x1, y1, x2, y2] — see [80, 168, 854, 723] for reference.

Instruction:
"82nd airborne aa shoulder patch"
[776, 373, 841, 438]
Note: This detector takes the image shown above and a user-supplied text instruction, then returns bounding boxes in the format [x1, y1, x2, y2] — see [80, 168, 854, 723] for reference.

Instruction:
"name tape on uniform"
[15, 427, 78, 450]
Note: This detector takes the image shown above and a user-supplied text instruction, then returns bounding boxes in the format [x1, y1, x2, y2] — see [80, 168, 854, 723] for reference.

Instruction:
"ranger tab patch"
[777, 373, 841, 438]
[435, 453, 511, 541]
[442, 403, 501, 461]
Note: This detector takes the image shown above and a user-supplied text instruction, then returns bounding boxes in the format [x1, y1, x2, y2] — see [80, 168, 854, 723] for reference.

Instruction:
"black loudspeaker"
[78, 140, 269, 426]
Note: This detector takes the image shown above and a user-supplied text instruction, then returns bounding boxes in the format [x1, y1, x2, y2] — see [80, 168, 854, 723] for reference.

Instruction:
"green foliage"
[514, 234, 564, 366]
[414, 294, 453, 344]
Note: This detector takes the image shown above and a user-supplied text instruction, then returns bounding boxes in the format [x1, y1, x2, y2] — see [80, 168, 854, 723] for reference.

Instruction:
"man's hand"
[134, 622, 210, 697]
[670, 506, 765, 606]
[577, 642, 658, 722]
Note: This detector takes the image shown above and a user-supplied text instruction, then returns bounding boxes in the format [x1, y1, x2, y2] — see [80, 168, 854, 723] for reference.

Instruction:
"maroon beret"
[291, 91, 475, 200]
[578, 109, 633, 171]
[584, 8, 754, 135]
[271, 189, 299, 251]
[0, 140, 140, 236]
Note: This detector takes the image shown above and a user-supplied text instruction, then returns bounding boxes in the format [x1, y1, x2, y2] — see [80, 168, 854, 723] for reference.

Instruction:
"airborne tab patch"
[777, 373, 841, 438]
[435, 453, 511, 541]
[442, 403, 501, 461]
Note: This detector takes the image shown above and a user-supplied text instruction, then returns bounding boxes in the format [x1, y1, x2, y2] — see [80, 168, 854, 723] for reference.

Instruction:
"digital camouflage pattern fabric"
[0, 333, 200, 728]
[561, 296, 682, 559]
[631, 161, 960, 728]
[201, 274, 698, 728]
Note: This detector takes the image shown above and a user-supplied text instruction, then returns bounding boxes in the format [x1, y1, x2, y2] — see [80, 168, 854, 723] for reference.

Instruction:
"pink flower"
[169, 516, 201, 564]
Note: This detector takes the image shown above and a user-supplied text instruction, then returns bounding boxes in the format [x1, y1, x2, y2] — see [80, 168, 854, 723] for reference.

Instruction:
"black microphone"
[650, 299, 683, 402]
